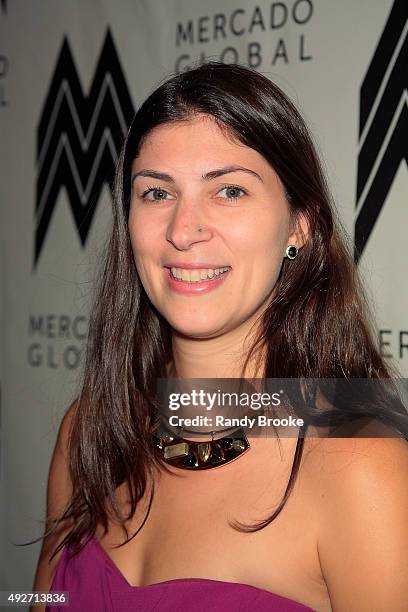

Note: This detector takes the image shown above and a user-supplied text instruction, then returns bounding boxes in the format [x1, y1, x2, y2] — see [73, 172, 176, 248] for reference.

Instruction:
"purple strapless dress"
[46, 535, 315, 611]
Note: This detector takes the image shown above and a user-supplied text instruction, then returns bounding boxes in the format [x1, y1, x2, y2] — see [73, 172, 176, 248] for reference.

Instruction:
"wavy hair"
[26, 61, 408, 559]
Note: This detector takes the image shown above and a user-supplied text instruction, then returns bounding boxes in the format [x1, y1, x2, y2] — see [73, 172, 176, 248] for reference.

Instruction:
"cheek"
[128, 210, 154, 261]
[232, 212, 289, 303]
[233, 210, 289, 265]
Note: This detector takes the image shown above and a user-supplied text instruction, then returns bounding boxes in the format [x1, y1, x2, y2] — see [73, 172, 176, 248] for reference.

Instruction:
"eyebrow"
[131, 165, 263, 185]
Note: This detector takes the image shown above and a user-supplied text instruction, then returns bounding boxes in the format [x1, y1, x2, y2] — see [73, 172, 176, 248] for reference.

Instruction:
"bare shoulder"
[31, 400, 79, 601]
[46, 398, 78, 535]
[301, 422, 408, 478]
[303, 430, 408, 611]
[55, 398, 78, 455]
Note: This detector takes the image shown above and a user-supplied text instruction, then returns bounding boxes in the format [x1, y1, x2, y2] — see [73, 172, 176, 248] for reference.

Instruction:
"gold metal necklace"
[153, 423, 250, 470]
[156, 363, 251, 469]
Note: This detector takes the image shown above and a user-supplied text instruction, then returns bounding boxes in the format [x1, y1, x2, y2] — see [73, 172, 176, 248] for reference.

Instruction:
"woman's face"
[129, 115, 295, 338]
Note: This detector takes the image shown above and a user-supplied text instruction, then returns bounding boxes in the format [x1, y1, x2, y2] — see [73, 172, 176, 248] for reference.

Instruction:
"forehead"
[132, 115, 271, 176]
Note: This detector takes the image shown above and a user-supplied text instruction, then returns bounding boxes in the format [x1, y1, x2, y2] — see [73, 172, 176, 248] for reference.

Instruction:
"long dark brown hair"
[26, 61, 408, 560]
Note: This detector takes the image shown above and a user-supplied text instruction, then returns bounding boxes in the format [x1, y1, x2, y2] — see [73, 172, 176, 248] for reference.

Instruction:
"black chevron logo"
[354, 0, 407, 262]
[35, 29, 134, 267]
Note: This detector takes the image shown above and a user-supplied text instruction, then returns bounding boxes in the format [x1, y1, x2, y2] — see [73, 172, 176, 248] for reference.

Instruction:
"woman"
[31, 62, 408, 611]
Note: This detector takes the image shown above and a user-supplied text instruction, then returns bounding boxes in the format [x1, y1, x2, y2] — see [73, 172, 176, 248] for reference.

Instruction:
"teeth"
[170, 267, 231, 282]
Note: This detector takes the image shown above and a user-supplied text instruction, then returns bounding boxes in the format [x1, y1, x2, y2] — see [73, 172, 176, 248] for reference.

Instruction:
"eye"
[218, 184, 247, 202]
[140, 186, 175, 202]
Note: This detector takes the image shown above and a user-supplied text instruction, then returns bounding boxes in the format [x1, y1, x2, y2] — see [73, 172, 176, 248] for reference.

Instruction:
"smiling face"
[128, 115, 296, 339]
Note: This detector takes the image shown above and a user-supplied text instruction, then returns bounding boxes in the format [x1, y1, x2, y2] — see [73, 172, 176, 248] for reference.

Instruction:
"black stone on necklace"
[152, 424, 250, 470]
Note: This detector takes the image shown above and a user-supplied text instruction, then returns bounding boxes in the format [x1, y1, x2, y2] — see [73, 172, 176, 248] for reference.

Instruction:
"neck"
[168, 316, 266, 379]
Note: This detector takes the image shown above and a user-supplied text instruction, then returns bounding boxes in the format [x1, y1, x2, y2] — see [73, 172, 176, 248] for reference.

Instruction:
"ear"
[287, 211, 309, 250]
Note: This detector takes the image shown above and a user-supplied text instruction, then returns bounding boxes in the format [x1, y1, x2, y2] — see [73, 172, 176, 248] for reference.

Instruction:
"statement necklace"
[153, 423, 250, 470]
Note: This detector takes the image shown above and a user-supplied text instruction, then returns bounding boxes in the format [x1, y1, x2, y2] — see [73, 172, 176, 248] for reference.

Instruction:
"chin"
[167, 314, 228, 339]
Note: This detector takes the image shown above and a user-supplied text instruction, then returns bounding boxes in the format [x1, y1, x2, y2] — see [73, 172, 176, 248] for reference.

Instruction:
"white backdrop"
[0, 0, 406, 597]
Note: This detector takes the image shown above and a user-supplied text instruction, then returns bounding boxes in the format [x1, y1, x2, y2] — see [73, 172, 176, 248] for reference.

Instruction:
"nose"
[166, 200, 213, 250]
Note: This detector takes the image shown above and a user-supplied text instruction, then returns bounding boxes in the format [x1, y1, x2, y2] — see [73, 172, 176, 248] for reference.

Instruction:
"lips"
[163, 266, 231, 295]
[164, 262, 231, 269]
